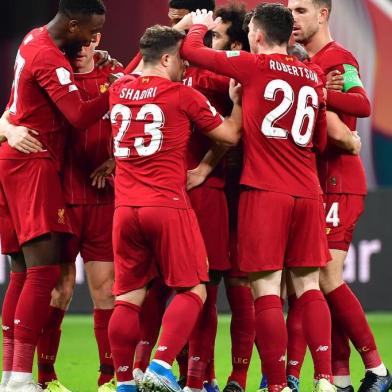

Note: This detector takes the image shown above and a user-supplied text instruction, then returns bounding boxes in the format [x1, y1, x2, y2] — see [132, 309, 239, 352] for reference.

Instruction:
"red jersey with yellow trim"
[110, 75, 223, 209]
[62, 64, 123, 205]
[183, 66, 232, 189]
[0, 26, 76, 169]
[311, 41, 367, 195]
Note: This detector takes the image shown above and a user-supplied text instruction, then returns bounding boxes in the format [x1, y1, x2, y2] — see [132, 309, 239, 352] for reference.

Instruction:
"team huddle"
[0, 0, 390, 392]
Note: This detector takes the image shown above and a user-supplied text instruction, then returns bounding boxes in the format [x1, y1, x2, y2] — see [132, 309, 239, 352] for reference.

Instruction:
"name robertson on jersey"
[119, 87, 158, 101]
[269, 60, 318, 83]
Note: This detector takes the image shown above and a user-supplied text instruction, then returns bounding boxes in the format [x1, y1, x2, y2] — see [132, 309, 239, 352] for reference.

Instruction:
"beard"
[63, 41, 83, 60]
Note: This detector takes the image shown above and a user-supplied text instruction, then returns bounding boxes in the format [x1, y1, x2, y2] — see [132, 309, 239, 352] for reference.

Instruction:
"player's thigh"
[188, 186, 230, 271]
[139, 206, 209, 289]
[319, 249, 347, 294]
[112, 206, 157, 296]
[0, 159, 73, 253]
[285, 196, 330, 269]
[324, 193, 365, 252]
[80, 203, 114, 263]
[238, 188, 293, 273]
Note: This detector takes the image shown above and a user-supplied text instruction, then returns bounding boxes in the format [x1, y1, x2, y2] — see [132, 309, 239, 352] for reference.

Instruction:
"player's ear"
[230, 41, 242, 50]
[68, 19, 79, 34]
[319, 7, 329, 24]
[161, 53, 170, 68]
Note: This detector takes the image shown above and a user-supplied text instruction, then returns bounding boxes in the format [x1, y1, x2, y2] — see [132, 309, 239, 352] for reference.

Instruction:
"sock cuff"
[254, 295, 282, 312]
[179, 291, 204, 311]
[94, 308, 114, 326]
[297, 289, 324, 308]
[325, 283, 348, 301]
[114, 300, 142, 313]
[26, 265, 61, 284]
[10, 271, 27, 280]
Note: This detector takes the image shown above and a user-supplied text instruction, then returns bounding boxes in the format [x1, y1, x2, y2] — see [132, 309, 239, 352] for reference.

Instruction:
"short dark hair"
[252, 3, 294, 46]
[140, 25, 186, 64]
[59, 0, 106, 17]
[312, 0, 332, 16]
[215, 2, 250, 51]
[168, 0, 215, 12]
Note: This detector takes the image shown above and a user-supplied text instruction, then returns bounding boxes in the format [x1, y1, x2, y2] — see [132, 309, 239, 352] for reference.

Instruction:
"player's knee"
[189, 283, 207, 303]
[319, 267, 343, 294]
[91, 278, 114, 308]
[51, 284, 74, 309]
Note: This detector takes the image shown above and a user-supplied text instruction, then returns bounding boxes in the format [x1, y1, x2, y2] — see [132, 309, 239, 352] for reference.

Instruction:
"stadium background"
[0, 0, 391, 313]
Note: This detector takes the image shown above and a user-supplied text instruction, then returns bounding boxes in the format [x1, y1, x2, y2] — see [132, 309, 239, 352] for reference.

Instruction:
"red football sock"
[254, 295, 287, 388]
[13, 265, 60, 373]
[331, 317, 351, 376]
[205, 358, 216, 383]
[187, 285, 218, 389]
[176, 345, 189, 379]
[1, 271, 26, 373]
[134, 280, 172, 372]
[109, 301, 141, 382]
[326, 283, 381, 369]
[154, 292, 203, 366]
[94, 309, 115, 386]
[226, 285, 255, 389]
[37, 306, 65, 384]
[286, 295, 307, 379]
[297, 290, 332, 381]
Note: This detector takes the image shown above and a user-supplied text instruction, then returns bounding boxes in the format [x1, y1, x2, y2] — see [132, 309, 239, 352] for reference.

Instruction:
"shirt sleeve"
[179, 86, 223, 133]
[32, 49, 77, 103]
[313, 85, 328, 153]
[181, 24, 256, 84]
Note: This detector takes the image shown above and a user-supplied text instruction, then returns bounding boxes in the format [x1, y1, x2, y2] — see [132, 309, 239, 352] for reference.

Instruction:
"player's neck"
[46, 14, 69, 50]
[256, 44, 287, 56]
[75, 61, 95, 74]
[141, 66, 170, 80]
[304, 27, 333, 58]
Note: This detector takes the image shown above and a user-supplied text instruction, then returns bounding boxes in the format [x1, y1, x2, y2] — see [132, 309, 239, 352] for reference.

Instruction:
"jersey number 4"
[111, 103, 164, 158]
[262, 79, 319, 146]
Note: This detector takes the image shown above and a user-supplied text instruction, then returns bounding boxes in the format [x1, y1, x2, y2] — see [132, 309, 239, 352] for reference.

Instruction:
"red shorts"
[238, 189, 330, 272]
[64, 203, 114, 263]
[323, 194, 365, 251]
[188, 186, 230, 271]
[0, 158, 73, 253]
[112, 206, 209, 295]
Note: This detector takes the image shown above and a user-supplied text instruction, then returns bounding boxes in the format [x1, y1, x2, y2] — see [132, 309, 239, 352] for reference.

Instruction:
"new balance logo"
[279, 356, 286, 362]
[316, 345, 329, 352]
[140, 341, 150, 346]
[191, 356, 200, 361]
[117, 366, 129, 372]
[359, 346, 370, 353]
[288, 360, 299, 366]
[2, 325, 10, 331]
[156, 346, 167, 352]
[14, 319, 21, 325]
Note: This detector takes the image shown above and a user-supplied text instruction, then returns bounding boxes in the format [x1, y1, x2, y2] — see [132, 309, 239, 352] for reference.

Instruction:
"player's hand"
[229, 79, 243, 106]
[90, 158, 116, 189]
[191, 9, 222, 30]
[94, 50, 123, 70]
[350, 131, 362, 155]
[186, 166, 210, 191]
[326, 70, 344, 91]
[173, 12, 194, 31]
[3, 125, 43, 154]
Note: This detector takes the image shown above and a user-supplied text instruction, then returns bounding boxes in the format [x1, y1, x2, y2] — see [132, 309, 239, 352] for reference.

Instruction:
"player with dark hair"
[182, 4, 335, 392]
[0, 1, 109, 391]
[288, 0, 392, 391]
[108, 24, 242, 392]
[168, 0, 216, 25]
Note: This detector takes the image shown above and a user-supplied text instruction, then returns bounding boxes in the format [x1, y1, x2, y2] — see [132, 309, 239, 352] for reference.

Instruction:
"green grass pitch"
[1, 313, 392, 391]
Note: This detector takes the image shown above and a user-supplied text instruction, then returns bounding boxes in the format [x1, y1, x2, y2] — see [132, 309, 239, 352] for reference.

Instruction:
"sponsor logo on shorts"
[316, 345, 329, 352]
[58, 209, 65, 225]
[117, 366, 129, 372]
[156, 345, 167, 352]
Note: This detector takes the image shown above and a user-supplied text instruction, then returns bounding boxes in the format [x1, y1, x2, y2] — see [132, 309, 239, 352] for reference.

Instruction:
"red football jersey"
[110, 75, 223, 209]
[0, 27, 76, 167]
[62, 65, 123, 205]
[182, 26, 327, 199]
[183, 66, 232, 189]
[311, 41, 367, 195]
